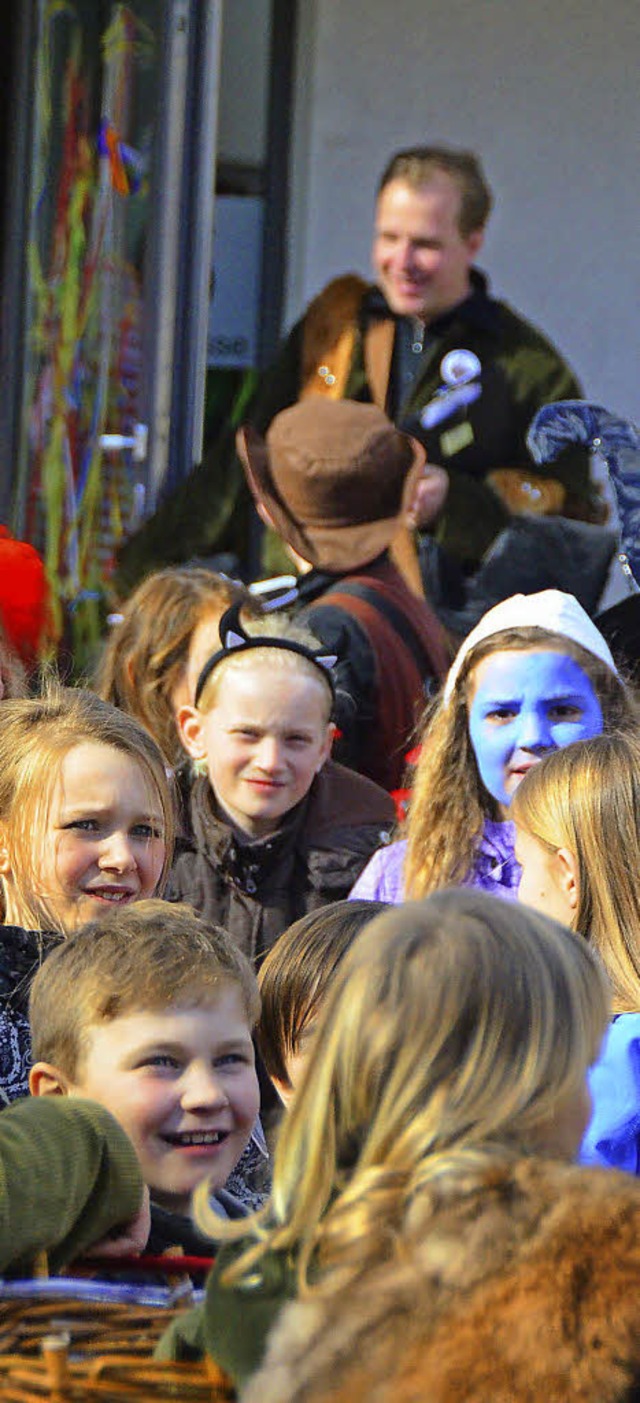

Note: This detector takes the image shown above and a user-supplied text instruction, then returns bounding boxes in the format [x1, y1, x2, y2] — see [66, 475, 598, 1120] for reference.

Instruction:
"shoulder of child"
[580, 1013, 640, 1173]
[309, 759, 395, 829]
[349, 839, 406, 902]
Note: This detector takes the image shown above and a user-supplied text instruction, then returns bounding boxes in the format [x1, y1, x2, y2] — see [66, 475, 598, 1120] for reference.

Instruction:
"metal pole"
[1, 0, 39, 530]
[180, 0, 224, 471]
[143, 0, 191, 512]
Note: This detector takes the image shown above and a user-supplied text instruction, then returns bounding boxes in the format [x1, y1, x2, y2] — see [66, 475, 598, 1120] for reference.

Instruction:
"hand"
[406, 466, 449, 528]
[83, 1186, 151, 1259]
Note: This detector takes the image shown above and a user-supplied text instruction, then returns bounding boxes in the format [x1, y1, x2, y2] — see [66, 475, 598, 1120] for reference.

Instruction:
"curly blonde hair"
[403, 626, 639, 899]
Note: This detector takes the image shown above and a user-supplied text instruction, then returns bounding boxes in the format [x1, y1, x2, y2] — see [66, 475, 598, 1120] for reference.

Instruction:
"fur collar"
[243, 1156, 640, 1402]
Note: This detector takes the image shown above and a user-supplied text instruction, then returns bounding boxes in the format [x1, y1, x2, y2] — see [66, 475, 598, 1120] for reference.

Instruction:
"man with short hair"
[116, 145, 598, 593]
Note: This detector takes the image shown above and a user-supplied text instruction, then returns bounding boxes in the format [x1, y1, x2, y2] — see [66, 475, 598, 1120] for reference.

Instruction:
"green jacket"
[115, 272, 592, 591]
[0, 1096, 143, 1275]
[156, 1236, 294, 1392]
[343, 277, 593, 563]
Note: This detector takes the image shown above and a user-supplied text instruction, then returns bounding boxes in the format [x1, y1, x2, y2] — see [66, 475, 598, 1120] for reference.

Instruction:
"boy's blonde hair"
[29, 898, 260, 1081]
[197, 613, 334, 722]
[513, 731, 640, 1014]
[195, 888, 608, 1291]
[404, 627, 638, 899]
[94, 566, 260, 765]
[0, 685, 175, 933]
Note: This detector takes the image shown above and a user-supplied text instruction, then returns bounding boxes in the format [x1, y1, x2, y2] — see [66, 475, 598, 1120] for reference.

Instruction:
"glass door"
[6, 0, 221, 667]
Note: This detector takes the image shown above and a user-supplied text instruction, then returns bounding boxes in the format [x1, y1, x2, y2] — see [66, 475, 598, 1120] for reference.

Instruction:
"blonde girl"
[158, 890, 640, 1400]
[513, 731, 640, 1173]
[351, 589, 637, 904]
[95, 566, 260, 765]
[0, 685, 174, 1103]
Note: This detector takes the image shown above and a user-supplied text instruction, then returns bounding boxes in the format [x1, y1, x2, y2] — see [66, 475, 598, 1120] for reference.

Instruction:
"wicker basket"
[0, 1277, 235, 1401]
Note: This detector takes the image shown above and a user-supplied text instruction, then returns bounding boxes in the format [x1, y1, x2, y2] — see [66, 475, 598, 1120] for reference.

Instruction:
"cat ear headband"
[194, 603, 338, 709]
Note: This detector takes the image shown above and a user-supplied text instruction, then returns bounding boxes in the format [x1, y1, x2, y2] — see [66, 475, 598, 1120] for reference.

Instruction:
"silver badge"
[440, 349, 481, 387]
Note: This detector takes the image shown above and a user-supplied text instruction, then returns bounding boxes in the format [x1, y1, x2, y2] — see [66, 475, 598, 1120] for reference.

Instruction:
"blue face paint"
[467, 650, 604, 815]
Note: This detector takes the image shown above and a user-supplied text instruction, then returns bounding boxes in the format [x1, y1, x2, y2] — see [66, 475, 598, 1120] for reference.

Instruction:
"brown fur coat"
[242, 1157, 640, 1402]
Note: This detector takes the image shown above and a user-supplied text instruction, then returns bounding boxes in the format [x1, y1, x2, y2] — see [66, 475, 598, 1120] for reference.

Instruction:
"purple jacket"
[349, 819, 520, 903]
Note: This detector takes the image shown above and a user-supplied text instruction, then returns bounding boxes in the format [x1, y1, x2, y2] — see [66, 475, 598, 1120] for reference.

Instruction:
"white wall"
[286, 0, 639, 420]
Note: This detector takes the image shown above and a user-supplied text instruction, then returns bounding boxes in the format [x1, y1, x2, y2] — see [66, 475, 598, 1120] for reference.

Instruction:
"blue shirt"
[579, 1013, 640, 1174]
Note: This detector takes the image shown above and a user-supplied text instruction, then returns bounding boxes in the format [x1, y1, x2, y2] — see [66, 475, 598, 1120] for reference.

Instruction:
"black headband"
[194, 603, 337, 709]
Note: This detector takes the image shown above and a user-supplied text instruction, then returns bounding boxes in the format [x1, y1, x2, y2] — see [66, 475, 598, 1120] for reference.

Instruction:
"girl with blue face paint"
[467, 649, 604, 818]
[350, 590, 639, 907]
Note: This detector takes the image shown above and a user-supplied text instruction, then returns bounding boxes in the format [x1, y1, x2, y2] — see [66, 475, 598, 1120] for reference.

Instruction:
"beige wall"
[286, 0, 639, 420]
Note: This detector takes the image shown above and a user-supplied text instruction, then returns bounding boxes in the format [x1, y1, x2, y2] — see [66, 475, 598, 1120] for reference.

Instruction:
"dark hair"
[30, 898, 260, 1079]
[257, 900, 388, 1086]
[377, 146, 493, 236]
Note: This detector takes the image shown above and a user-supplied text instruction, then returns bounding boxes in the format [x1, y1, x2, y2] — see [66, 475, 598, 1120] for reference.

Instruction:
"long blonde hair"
[404, 626, 638, 899]
[513, 732, 640, 1013]
[195, 888, 608, 1293]
[0, 685, 175, 933]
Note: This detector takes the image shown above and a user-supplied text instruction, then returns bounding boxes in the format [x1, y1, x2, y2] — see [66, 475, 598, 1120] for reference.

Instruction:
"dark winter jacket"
[348, 273, 595, 565]
[167, 761, 395, 961]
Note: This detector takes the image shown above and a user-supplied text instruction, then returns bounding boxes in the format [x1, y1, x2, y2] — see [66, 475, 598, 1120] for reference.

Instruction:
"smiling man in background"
[116, 145, 600, 595]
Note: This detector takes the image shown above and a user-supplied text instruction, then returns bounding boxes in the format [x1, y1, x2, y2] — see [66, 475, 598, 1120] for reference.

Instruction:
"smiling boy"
[29, 899, 262, 1245]
[170, 606, 395, 960]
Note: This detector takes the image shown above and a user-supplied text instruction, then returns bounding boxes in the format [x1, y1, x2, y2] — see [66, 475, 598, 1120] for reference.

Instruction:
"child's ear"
[555, 847, 579, 913]
[177, 704, 207, 761]
[270, 1075, 294, 1109]
[29, 1062, 72, 1097]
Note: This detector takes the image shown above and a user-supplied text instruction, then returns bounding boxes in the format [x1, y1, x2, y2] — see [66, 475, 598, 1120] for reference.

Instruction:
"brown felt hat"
[237, 400, 426, 573]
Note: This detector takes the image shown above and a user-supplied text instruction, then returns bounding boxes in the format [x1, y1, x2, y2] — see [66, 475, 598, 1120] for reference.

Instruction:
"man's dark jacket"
[115, 271, 594, 591]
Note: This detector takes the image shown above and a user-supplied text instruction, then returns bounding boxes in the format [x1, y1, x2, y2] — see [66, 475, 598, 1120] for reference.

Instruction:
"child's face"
[514, 826, 578, 929]
[4, 741, 166, 932]
[528, 1075, 594, 1161]
[63, 991, 259, 1214]
[184, 659, 334, 839]
[467, 649, 603, 817]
